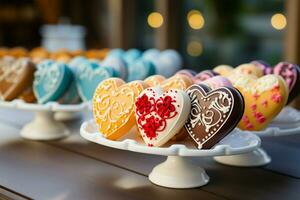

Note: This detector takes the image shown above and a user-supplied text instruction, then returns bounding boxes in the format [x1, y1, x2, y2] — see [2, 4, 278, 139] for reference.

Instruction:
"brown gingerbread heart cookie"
[184, 84, 244, 149]
[0, 58, 35, 101]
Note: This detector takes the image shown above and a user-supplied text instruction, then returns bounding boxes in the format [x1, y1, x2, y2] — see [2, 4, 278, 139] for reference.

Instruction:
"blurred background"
[0, 0, 297, 71]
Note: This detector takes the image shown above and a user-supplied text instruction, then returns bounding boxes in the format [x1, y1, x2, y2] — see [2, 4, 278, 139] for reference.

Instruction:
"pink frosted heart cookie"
[135, 87, 191, 147]
[194, 70, 219, 84]
[201, 76, 233, 89]
[273, 62, 300, 103]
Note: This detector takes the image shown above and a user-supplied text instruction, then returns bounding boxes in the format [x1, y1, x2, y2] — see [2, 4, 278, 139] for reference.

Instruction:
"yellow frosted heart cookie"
[213, 65, 233, 76]
[233, 63, 263, 77]
[93, 78, 148, 140]
[161, 74, 193, 90]
[232, 74, 288, 131]
[144, 75, 166, 87]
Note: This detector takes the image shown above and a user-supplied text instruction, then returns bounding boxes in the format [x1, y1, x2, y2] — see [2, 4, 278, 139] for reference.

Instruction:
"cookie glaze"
[0, 58, 35, 101]
[273, 62, 300, 103]
[101, 56, 127, 80]
[76, 61, 118, 101]
[123, 49, 142, 64]
[184, 84, 244, 149]
[251, 60, 272, 75]
[33, 61, 72, 103]
[231, 74, 289, 131]
[201, 76, 233, 89]
[93, 78, 147, 140]
[176, 69, 197, 79]
[194, 70, 219, 83]
[213, 65, 233, 76]
[127, 58, 156, 82]
[135, 87, 191, 147]
[154, 50, 182, 77]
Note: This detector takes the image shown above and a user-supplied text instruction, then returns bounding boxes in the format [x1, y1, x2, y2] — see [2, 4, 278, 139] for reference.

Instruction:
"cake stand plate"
[0, 100, 90, 140]
[80, 120, 260, 189]
[214, 106, 300, 167]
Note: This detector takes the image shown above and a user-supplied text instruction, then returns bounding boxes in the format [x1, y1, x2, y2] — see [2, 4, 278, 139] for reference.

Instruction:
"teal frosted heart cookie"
[75, 61, 118, 101]
[33, 61, 73, 104]
[127, 58, 156, 82]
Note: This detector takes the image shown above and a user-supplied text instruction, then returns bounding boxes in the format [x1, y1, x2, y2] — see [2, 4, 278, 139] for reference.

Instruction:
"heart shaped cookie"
[135, 87, 191, 147]
[176, 69, 197, 79]
[194, 70, 219, 83]
[232, 74, 289, 131]
[273, 62, 300, 103]
[76, 60, 118, 101]
[127, 58, 156, 82]
[161, 74, 193, 91]
[33, 61, 72, 103]
[184, 84, 244, 149]
[213, 65, 233, 76]
[0, 58, 35, 101]
[251, 60, 272, 75]
[144, 75, 166, 87]
[201, 76, 233, 89]
[93, 78, 147, 140]
[233, 63, 263, 77]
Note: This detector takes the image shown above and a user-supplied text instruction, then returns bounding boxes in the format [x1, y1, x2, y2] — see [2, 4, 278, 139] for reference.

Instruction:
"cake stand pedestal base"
[149, 156, 209, 188]
[214, 147, 271, 167]
[20, 111, 70, 140]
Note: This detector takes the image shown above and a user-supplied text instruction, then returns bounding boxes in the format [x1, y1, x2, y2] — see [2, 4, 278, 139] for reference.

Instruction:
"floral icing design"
[135, 92, 178, 141]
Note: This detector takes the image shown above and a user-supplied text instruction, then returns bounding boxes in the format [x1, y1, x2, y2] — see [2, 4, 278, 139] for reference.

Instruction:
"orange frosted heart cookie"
[93, 78, 148, 140]
[161, 74, 193, 91]
[144, 75, 166, 87]
[232, 74, 288, 131]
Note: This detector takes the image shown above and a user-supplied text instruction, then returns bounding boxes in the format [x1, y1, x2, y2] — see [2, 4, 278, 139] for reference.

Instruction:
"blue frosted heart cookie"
[127, 58, 156, 82]
[123, 49, 141, 64]
[75, 61, 118, 101]
[101, 56, 127, 80]
[33, 61, 73, 104]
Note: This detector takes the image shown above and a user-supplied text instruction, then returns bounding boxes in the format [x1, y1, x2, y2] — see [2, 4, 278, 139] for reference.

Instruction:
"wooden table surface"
[0, 108, 300, 200]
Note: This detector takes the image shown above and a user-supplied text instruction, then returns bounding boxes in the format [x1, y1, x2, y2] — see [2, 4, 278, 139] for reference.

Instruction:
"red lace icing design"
[136, 93, 178, 141]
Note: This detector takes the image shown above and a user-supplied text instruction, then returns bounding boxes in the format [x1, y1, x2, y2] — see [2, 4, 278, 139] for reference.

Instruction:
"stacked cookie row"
[91, 60, 299, 149]
[0, 47, 110, 63]
[0, 48, 182, 104]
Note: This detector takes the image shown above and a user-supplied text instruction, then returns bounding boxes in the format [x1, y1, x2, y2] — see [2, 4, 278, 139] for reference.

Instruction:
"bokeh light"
[147, 12, 164, 28]
[187, 10, 205, 30]
[187, 41, 203, 56]
[271, 13, 287, 30]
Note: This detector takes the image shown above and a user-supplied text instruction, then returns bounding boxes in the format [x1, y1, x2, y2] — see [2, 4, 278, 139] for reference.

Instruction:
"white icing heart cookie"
[135, 87, 191, 147]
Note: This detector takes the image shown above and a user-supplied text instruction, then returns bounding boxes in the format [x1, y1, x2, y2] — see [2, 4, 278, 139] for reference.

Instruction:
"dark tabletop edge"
[0, 184, 32, 200]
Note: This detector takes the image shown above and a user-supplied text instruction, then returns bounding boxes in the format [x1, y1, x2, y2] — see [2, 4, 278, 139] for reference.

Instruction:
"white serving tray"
[0, 100, 91, 140]
[81, 120, 261, 189]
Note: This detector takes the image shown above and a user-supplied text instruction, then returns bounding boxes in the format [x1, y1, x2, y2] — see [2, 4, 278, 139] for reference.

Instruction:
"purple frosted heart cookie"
[251, 60, 273, 75]
[194, 70, 219, 84]
[184, 84, 244, 149]
[176, 69, 197, 79]
[273, 62, 300, 103]
[201, 76, 233, 89]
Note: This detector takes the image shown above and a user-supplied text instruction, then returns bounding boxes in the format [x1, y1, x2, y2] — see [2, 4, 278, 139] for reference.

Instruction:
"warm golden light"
[271, 13, 287, 30]
[187, 10, 205, 30]
[187, 41, 203, 56]
[147, 12, 164, 28]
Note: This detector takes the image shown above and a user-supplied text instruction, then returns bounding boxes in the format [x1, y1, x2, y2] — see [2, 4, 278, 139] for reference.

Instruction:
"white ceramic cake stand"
[214, 106, 300, 167]
[0, 100, 90, 140]
[80, 120, 260, 189]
